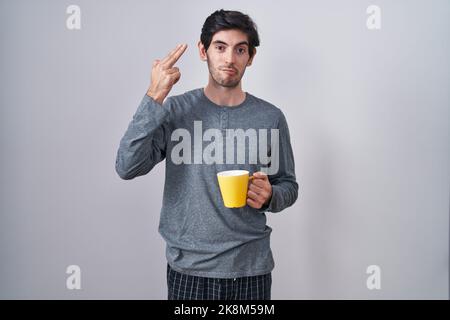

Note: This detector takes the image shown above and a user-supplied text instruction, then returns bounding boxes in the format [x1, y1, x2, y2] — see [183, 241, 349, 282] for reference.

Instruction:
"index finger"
[251, 178, 268, 188]
[161, 43, 187, 68]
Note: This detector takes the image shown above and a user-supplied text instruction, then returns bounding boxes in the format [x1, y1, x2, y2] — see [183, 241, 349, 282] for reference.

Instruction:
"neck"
[203, 79, 246, 107]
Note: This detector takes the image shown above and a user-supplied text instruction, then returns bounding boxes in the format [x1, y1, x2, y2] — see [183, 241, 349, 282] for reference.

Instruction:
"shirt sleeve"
[115, 94, 171, 180]
[257, 111, 299, 213]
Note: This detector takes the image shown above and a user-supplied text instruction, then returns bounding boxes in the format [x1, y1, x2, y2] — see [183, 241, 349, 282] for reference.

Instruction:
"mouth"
[221, 68, 236, 75]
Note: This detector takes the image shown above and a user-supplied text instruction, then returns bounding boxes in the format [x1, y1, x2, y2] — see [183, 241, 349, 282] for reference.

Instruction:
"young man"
[115, 9, 298, 300]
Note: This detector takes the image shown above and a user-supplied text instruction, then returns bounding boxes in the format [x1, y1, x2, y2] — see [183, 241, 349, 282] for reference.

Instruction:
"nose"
[224, 47, 236, 65]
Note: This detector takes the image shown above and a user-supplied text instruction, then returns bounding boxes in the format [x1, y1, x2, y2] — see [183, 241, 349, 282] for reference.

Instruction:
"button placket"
[220, 110, 229, 137]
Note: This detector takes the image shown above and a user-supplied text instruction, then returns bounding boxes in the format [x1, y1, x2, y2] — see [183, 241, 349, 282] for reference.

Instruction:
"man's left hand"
[247, 172, 272, 209]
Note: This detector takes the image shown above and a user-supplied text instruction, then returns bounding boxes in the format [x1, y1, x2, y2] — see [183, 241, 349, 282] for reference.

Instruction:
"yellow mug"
[217, 170, 253, 208]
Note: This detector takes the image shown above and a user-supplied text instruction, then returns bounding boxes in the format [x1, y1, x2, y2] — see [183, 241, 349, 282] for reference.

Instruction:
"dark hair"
[201, 9, 260, 59]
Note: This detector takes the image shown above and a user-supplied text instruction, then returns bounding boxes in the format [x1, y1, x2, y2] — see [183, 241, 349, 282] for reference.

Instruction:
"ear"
[247, 47, 256, 67]
[198, 40, 207, 61]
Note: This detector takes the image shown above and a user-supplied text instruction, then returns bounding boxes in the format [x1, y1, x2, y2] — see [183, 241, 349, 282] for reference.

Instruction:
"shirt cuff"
[257, 184, 280, 213]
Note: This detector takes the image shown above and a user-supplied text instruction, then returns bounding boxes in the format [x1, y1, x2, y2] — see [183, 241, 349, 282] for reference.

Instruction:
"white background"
[0, 0, 448, 299]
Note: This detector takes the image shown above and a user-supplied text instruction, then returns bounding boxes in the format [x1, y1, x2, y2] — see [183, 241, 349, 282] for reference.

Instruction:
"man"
[115, 9, 298, 300]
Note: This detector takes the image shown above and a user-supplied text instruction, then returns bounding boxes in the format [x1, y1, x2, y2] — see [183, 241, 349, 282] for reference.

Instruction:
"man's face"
[199, 29, 256, 88]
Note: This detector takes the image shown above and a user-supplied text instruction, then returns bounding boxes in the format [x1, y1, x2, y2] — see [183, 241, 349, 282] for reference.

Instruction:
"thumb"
[253, 171, 268, 179]
[153, 59, 160, 67]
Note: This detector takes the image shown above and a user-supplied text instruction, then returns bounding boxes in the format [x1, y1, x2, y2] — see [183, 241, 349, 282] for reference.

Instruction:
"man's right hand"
[146, 43, 188, 105]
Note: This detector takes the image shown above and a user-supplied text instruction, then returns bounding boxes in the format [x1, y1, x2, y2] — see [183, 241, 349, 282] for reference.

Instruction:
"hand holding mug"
[247, 172, 272, 209]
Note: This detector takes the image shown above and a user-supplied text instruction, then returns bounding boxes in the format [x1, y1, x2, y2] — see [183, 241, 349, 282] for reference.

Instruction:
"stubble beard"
[206, 57, 244, 88]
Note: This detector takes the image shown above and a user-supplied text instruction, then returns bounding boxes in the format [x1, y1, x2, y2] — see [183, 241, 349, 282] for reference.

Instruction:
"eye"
[237, 48, 246, 54]
[216, 45, 224, 51]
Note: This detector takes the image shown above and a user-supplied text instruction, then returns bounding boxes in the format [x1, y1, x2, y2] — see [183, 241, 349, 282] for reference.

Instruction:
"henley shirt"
[115, 87, 298, 278]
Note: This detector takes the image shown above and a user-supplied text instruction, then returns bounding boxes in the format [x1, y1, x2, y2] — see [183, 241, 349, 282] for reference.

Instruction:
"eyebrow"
[211, 40, 249, 48]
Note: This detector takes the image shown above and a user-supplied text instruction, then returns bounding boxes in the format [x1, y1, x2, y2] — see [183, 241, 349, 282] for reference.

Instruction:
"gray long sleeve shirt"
[115, 88, 298, 278]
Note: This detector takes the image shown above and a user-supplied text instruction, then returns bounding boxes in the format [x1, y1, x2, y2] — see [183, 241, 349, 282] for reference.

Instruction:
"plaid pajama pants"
[167, 264, 272, 300]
